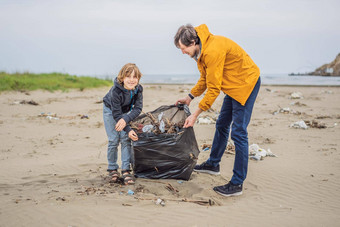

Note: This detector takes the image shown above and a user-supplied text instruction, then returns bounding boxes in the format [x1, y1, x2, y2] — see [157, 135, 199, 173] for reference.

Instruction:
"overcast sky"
[1, 0, 339, 77]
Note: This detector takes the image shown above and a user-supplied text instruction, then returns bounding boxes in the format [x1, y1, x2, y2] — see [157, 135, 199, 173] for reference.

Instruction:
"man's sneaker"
[213, 181, 243, 197]
[193, 161, 220, 175]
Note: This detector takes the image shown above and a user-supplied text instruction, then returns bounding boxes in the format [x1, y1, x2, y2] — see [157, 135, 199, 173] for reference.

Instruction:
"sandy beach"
[0, 84, 339, 226]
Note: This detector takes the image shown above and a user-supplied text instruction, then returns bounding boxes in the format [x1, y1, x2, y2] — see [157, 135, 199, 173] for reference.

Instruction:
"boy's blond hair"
[117, 63, 142, 84]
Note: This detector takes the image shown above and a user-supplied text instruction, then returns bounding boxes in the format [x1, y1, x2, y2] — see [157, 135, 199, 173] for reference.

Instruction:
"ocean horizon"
[95, 73, 340, 86]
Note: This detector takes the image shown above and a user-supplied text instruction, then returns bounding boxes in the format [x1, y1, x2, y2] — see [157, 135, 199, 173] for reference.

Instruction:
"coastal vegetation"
[0, 72, 112, 92]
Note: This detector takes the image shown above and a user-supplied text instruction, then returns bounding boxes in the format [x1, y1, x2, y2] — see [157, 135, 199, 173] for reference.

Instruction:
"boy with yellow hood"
[175, 24, 261, 197]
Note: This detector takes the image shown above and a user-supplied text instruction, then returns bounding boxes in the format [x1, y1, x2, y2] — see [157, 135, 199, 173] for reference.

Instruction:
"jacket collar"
[114, 77, 139, 93]
[194, 24, 212, 62]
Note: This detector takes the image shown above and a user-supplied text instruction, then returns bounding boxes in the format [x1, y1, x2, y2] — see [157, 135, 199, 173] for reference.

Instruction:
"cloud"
[1, 0, 339, 75]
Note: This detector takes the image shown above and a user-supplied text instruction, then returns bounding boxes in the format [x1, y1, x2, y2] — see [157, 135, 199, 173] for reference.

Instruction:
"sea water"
[137, 74, 340, 86]
[97, 74, 340, 86]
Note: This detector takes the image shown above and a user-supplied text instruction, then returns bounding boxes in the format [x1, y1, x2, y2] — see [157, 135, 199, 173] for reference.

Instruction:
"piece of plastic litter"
[290, 120, 308, 129]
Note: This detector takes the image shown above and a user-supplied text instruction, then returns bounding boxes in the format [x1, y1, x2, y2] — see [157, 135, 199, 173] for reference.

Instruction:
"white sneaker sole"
[214, 190, 243, 197]
[193, 169, 220, 175]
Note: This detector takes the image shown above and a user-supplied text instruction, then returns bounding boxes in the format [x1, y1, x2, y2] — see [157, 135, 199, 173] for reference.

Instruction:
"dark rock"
[308, 53, 340, 76]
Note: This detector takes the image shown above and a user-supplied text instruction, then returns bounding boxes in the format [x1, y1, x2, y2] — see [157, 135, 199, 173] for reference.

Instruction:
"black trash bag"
[131, 104, 200, 180]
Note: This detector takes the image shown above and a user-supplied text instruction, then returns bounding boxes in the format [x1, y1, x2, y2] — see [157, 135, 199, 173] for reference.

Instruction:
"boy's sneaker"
[193, 161, 220, 175]
[213, 181, 243, 197]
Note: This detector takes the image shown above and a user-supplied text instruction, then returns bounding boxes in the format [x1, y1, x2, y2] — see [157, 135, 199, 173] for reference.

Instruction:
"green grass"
[0, 72, 112, 92]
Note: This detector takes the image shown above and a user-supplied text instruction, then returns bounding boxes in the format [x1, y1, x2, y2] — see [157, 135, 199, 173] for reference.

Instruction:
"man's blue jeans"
[103, 104, 132, 171]
[206, 77, 261, 185]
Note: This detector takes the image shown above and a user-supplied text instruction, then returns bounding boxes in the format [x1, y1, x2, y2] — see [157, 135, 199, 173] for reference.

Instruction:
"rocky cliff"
[309, 53, 340, 76]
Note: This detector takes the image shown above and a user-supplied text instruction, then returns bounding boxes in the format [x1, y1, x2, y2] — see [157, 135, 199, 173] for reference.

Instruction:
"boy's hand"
[128, 130, 138, 141]
[115, 119, 126, 131]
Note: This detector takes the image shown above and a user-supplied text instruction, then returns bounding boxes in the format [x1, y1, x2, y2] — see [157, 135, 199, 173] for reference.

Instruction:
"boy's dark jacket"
[103, 77, 143, 133]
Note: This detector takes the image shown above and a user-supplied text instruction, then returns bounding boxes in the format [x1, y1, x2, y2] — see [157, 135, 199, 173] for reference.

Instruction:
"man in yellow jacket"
[175, 24, 261, 197]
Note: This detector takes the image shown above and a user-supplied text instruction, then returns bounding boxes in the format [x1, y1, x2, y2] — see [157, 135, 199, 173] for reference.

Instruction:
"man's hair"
[174, 24, 199, 48]
[117, 63, 142, 84]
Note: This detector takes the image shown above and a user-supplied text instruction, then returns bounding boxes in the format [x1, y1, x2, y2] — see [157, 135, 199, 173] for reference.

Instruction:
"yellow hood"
[191, 24, 260, 109]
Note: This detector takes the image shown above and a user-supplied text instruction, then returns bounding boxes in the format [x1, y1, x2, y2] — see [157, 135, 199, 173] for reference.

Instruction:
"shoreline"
[0, 83, 339, 95]
[143, 83, 340, 87]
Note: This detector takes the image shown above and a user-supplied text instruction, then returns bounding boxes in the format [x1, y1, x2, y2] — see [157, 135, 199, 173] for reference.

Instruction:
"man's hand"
[115, 119, 126, 131]
[183, 114, 197, 128]
[176, 95, 192, 106]
[183, 108, 203, 128]
[128, 130, 138, 141]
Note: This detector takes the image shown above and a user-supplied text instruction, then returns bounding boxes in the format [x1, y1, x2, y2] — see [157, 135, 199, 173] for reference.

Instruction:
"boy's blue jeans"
[103, 104, 132, 171]
[206, 77, 261, 185]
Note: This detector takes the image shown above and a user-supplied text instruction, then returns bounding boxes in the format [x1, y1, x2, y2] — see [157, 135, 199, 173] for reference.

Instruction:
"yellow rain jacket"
[191, 24, 260, 110]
